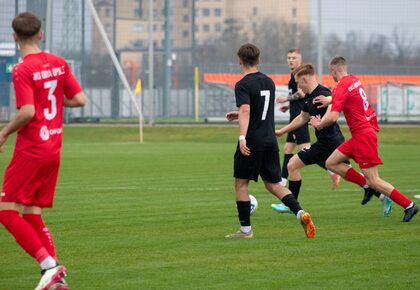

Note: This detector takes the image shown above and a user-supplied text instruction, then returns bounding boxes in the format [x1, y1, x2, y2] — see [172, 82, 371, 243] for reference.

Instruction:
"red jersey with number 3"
[331, 75, 379, 135]
[12, 52, 82, 159]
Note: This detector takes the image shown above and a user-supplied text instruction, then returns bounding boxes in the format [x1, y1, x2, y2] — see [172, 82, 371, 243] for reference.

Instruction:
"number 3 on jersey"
[261, 90, 270, 120]
[44, 80, 57, 120]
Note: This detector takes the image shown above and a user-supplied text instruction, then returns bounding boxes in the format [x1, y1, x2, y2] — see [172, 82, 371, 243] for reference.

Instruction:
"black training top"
[288, 73, 306, 121]
[302, 84, 344, 142]
[235, 72, 278, 151]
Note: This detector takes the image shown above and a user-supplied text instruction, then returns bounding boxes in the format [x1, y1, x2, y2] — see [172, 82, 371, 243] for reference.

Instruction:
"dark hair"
[330, 56, 347, 67]
[293, 63, 315, 77]
[12, 12, 41, 40]
[237, 43, 260, 67]
[288, 48, 301, 54]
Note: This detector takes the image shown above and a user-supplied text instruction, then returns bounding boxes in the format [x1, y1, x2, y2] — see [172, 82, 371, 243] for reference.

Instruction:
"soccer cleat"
[382, 196, 393, 218]
[271, 203, 293, 214]
[49, 280, 68, 290]
[225, 230, 254, 238]
[35, 265, 67, 290]
[402, 203, 419, 222]
[361, 187, 376, 205]
[300, 212, 315, 238]
[330, 173, 341, 190]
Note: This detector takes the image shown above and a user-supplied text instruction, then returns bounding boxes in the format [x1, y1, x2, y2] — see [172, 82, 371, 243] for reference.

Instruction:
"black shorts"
[234, 150, 281, 183]
[298, 139, 346, 169]
[286, 123, 310, 145]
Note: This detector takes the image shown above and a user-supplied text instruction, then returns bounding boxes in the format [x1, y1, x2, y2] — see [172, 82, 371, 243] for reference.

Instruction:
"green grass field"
[0, 125, 419, 289]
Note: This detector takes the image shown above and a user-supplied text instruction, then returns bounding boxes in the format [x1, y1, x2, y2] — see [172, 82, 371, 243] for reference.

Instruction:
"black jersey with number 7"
[234, 72, 278, 152]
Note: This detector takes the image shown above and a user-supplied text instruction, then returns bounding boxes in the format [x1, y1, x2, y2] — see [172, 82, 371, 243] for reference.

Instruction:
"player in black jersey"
[225, 44, 315, 238]
[272, 49, 340, 213]
[274, 63, 393, 216]
[275, 49, 311, 186]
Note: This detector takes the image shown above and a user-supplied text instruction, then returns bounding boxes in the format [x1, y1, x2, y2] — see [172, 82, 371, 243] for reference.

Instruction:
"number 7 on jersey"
[261, 90, 270, 120]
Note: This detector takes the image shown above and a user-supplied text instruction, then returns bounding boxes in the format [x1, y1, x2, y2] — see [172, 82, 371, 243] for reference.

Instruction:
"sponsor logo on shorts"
[1, 192, 5, 197]
[40, 126, 62, 141]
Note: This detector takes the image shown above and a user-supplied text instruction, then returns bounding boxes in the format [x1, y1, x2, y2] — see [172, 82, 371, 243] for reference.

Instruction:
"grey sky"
[311, 0, 420, 44]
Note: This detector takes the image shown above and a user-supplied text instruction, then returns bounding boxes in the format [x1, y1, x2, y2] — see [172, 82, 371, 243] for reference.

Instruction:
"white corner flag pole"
[86, 0, 144, 143]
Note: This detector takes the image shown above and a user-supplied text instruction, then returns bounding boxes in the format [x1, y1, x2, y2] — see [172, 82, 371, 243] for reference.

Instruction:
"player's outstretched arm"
[64, 91, 86, 107]
[226, 111, 239, 122]
[0, 104, 35, 152]
[276, 111, 310, 137]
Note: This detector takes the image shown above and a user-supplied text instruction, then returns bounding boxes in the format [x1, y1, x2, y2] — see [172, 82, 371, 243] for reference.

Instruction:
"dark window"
[203, 8, 210, 16]
[203, 24, 210, 32]
[214, 8, 222, 16]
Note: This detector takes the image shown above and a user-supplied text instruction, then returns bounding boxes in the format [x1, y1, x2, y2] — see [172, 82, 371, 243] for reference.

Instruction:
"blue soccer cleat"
[271, 203, 292, 214]
[382, 196, 393, 218]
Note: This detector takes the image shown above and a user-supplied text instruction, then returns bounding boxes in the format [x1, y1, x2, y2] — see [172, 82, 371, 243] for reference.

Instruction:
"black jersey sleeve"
[235, 82, 250, 108]
[302, 98, 309, 113]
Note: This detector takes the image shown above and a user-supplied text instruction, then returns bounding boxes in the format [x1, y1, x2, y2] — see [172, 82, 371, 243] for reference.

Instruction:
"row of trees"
[198, 18, 420, 68]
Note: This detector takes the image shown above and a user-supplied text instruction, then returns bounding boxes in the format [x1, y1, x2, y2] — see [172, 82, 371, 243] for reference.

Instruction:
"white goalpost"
[86, 0, 144, 143]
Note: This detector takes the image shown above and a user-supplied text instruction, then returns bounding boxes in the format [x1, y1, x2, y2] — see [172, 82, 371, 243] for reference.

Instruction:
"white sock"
[327, 170, 334, 176]
[279, 178, 287, 187]
[379, 194, 385, 202]
[241, 226, 252, 233]
[296, 210, 304, 221]
[40, 256, 57, 270]
[363, 184, 368, 189]
[406, 202, 414, 210]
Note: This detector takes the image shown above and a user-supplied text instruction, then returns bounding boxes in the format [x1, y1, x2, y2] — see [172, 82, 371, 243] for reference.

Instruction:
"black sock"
[281, 154, 293, 180]
[236, 201, 251, 226]
[281, 194, 302, 215]
[288, 180, 302, 200]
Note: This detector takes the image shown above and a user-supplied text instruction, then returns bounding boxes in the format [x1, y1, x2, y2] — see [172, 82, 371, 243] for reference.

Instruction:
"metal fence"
[1, 0, 420, 122]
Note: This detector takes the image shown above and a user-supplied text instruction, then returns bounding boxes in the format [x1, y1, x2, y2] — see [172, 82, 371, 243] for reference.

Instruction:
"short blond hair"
[293, 63, 315, 77]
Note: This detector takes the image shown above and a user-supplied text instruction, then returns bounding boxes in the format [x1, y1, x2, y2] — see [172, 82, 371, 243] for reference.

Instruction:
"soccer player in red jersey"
[0, 12, 86, 289]
[309, 57, 418, 222]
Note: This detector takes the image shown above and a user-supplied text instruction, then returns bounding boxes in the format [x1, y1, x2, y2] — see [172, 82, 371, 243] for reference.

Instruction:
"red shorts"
[1, 153, 60, 208]
[337, 130, 383, 169]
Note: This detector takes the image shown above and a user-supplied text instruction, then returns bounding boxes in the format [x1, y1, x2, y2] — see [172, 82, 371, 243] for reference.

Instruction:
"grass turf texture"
[0, 126, 419, 289]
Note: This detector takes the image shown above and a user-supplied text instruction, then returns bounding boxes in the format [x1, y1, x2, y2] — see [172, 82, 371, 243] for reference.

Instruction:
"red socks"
[23, 214, 56, 259]
[390, 188, 412, 209]
[0, 210, 50, 263]
[344, 168, 367, 187]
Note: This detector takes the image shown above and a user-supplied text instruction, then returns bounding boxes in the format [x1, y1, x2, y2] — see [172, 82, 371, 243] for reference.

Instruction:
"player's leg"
[262, 151, 315, 238]
[281, 140, 296, 186]
[361, 166, 418, 222]
[264, 181, 315, 238]
[23, 206, 56, 259]
[25, 158, 61, 260]
[326, 144, 382, 205]
[0, 202, 56, 269]
[227, 150, 258, 238]
[271, 155, 307, 214]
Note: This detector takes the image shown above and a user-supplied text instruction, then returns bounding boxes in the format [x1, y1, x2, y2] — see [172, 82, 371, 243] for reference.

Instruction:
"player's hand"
[279, 106, 289, 113]
[313, 95, 331, 109]
[275, 129, 284, 138]
[0, 132, 8, 153]
[309, 116, 322, 130]
[297, 88, 305, 98]
[276, 96, 288, 103]
[239, 139, 251, 156]
[225, 111, 239, 122]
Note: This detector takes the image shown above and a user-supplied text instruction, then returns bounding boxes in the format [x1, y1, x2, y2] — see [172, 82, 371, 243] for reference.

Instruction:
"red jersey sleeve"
[331, 80, 349, 113]
[13, 65, 35, 108]
[64, 62, 82, 99]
